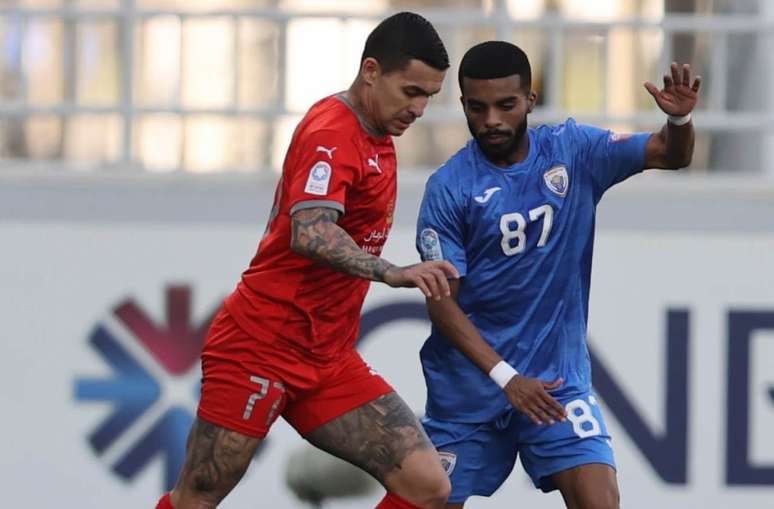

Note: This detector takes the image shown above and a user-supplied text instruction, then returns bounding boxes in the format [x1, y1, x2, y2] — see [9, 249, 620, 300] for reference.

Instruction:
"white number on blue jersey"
[565, 397, 601, 438]
[499, 204, 554, 256]
[528, 204, 554, 247]
[499, 212, 527, 255]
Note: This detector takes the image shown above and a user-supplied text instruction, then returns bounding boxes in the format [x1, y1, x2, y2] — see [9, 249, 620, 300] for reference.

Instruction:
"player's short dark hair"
[458, 41, 531, 93]
[361, 12, 449, 74]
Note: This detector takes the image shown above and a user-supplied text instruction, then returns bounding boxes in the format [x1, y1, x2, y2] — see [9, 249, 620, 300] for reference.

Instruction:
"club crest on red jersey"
[543, 165, 569, 197]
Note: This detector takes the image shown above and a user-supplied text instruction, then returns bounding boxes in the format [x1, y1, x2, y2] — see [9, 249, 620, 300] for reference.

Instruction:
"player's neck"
[344, 81, 387, 137]
[490, 133, 530, 168]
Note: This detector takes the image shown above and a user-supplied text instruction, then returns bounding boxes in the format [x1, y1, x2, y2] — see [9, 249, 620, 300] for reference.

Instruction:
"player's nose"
[408, 96, 429, 118]
[484, 109, 502, 128]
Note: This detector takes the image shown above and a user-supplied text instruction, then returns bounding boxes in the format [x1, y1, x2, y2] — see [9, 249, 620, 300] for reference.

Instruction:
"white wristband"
[489, 361, 518, 389]
[667, 113, 692, 126]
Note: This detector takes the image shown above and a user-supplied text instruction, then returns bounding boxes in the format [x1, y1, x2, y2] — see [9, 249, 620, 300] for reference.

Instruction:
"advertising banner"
[2, 223, 773, 508]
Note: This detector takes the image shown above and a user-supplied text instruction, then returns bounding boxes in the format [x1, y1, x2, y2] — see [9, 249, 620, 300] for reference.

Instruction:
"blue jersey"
[416, 118, 650, 422]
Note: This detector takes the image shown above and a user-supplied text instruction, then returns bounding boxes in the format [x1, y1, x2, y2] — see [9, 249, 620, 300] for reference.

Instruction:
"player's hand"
[383, 261, 460, 300]
[503, 375, 566, 426]
[644, 62, 702, 117]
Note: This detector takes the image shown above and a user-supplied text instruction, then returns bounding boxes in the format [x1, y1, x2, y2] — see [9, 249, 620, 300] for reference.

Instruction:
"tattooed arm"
[290, 206, 394, 281]
[290, 207, 460, 299]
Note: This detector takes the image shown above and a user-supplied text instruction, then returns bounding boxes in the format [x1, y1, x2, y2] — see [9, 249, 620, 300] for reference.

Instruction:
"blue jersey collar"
[470, 128, 538, 174]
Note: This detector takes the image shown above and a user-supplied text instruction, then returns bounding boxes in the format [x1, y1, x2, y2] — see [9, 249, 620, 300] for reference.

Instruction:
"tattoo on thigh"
[305, 392, 433, 482]
[180, 418, 260, 494]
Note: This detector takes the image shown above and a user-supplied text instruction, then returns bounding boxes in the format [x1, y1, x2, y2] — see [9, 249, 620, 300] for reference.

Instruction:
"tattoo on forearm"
[291, 207, 395, 281]
[305, 392, 434, 482]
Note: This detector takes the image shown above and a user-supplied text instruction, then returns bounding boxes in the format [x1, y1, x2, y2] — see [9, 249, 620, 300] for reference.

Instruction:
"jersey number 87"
[499, 203, 554, 256]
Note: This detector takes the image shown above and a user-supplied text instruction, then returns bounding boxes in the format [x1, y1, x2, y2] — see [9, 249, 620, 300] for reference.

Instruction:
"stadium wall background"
[2, 171, 774, 508]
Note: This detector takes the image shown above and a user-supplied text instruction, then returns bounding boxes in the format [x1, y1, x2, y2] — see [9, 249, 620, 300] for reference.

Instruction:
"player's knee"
[579, 482, 619, 509]
[171, 478, 229, 509]
[410, 467, 451, 508]
[173, 469, 246, 509]
[428, 471, 452, 507]
[173, 418, 259, 507]
[389, 461, 450, 508]
[173, 445, 252, 507]
[409, 477, 451, 508]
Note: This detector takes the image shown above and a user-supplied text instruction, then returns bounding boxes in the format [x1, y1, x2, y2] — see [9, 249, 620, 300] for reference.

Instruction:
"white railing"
[0, 2, 770, 172]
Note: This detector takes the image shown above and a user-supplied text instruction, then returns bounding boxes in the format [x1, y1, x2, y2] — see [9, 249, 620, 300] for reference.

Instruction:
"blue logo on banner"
[75, 288, 774, 491]
[74, 285, 220, 491]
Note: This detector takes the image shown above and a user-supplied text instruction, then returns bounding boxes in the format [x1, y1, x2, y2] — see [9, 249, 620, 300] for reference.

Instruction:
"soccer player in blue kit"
[415, 41, 701, 509]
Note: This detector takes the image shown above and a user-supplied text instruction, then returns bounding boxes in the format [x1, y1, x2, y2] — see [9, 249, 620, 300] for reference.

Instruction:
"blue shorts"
[422, 392, 615, 504]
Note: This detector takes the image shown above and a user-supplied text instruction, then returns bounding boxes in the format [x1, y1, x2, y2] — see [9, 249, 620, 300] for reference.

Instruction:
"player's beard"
[469, 115, 529, 166]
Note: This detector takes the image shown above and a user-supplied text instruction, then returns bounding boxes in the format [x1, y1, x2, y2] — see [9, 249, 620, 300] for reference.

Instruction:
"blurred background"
[2, 0, 773, 174]
[1, 1, 773, 508]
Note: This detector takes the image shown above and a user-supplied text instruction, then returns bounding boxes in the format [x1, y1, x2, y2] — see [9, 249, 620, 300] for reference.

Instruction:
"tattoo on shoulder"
[290, 207, 394, 281]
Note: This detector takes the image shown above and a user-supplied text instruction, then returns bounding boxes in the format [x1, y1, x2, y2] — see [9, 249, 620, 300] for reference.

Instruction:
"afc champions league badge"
[419, 228, 443, 261]
[543, 165, 569, 197]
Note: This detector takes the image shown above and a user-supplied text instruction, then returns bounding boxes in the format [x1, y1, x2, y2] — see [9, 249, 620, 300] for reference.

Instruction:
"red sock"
[154, 493, 175, 509]
[375, 492, 424, 509]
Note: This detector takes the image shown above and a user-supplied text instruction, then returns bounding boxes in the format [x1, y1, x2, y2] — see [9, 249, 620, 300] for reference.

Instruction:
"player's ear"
[526, 90, 537, 113]
[360, 57, 381, 86]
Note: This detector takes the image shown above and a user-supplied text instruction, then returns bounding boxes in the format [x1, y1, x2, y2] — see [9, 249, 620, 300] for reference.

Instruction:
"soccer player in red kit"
[155, 12, 459, 509]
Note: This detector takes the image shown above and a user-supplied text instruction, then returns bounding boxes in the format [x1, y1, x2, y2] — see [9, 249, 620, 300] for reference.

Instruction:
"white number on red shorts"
[243, 375, 286, 425]
[243, 376, 269, 420]
[565, 397, 601, 438]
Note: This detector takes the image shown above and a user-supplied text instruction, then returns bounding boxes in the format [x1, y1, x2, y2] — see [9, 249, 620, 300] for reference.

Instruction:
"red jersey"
[225, 94, 397, 363]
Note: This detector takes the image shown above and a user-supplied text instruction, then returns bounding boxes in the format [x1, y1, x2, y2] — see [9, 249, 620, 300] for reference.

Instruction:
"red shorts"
[197, 307, 393, 438]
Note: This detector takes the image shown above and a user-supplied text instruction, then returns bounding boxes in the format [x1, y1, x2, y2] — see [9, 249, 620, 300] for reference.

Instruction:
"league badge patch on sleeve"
[543, 165, 569, 197]
[305, 161, 332, 195]
[609, 132, 632, 143]
[419, 228, 444, 261]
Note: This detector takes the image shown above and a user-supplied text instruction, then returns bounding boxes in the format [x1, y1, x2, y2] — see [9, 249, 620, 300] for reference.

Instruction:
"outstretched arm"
[290, 207, 459, 299]
[427, 279, 566, 425]
[643, 62, 702, 169]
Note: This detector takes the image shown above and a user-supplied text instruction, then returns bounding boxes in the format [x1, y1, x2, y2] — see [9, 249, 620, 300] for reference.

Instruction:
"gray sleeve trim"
[289, 200, 345, 216]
